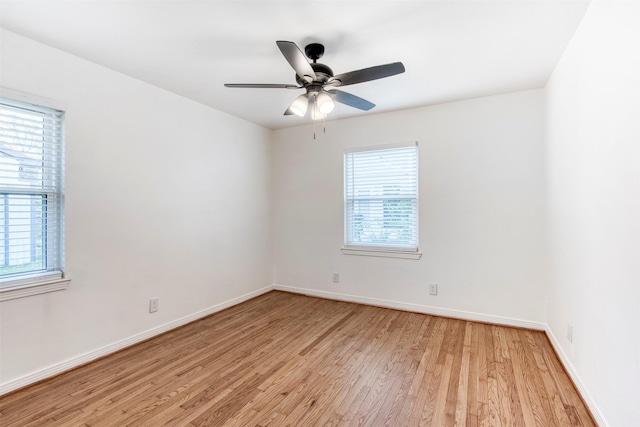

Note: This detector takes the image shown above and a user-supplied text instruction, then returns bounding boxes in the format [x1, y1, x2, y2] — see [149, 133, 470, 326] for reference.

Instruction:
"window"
[0, 96, 67, 299]
[343, 141, 420, 259]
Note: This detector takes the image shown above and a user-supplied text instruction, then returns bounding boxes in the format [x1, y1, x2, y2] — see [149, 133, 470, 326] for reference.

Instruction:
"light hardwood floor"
[0, 291, 595, 426]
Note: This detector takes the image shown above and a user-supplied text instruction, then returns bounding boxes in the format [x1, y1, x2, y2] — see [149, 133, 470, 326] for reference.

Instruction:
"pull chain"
[311, 99, 328, 140]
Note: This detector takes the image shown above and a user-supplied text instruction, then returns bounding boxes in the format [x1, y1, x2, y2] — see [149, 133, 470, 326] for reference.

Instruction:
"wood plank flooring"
[0, 291, 595, 426]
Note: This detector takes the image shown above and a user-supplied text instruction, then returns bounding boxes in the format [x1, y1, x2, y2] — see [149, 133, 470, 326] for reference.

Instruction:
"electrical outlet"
[567, 324, 573, 343]
[332, 272, 340, 283]
[149, 298, 159, 313]
[429, 284, 438, 296]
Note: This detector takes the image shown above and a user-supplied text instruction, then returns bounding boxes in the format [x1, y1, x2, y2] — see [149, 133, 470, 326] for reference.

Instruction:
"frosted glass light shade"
[316, 92, 335, 114]
[290, 94, 309, 117]
[311, 105, 326, 121]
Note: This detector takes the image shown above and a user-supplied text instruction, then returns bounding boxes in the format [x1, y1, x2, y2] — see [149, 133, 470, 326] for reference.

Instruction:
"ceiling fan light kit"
[224, 40, 405, 121]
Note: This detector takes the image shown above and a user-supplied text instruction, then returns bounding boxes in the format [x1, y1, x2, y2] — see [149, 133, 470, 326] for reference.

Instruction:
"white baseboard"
[4, 284, 542, 397]
[0, 286, 274, 396]
[273, 284, 546, 331]
[544, 326, 608, 427]
[275, 285, 609, 425]
[1, 283, 606, 427]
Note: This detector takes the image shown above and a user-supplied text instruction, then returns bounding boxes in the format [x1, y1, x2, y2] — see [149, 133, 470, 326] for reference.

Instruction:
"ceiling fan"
[224, 41, 405, 119]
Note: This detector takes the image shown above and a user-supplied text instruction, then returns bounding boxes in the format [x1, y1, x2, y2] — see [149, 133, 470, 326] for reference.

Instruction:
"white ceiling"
[0, 1, 590, 130]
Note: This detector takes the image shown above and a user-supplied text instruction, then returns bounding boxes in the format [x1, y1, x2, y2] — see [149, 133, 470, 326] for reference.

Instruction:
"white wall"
[272, 90, 547, 326]
[2, 3, 638, 423]
[0, 30, 273, 388]
[545, 1, 640, 426]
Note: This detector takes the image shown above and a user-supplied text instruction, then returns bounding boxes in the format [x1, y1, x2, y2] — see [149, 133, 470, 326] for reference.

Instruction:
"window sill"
[341, 247, 422, 260]
[0, 273, 71, 302]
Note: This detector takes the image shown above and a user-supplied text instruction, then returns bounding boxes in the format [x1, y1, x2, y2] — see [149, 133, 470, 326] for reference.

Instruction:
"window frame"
[0, 90, 69, 300]
[342, 141, 421, 260]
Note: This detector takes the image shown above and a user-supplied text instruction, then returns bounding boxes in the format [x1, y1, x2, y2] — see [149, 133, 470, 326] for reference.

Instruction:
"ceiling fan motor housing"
[293, 43, 334, 86]
[296, 62, 334, 86]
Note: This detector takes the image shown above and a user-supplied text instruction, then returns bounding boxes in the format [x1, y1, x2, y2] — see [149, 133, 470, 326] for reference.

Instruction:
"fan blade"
[276, 41, 317, 84]
[328, 62, 405, 87]
[224, 83, 301, 89]
[328, 90, 375, 111]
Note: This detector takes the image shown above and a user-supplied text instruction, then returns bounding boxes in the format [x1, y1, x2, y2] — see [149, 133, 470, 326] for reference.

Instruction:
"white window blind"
[344, 141, 418, 251]
[0, 97, 64, 282]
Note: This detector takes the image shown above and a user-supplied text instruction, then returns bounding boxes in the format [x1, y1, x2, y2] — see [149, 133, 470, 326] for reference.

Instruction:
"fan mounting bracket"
[305, 43, 325, 62]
